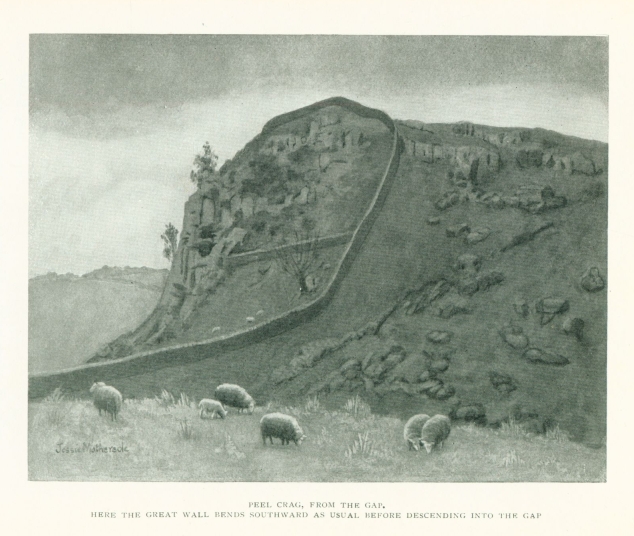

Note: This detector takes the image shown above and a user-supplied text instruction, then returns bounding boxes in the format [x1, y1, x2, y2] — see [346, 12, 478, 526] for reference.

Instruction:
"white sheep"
[214, 383, 255, 414]
[403, 413, 431, 451]
[420, 414, 451, 453]
[260, 413, 306, 446]
[89, 382, 123, 421]
[198, 398, 227, 419]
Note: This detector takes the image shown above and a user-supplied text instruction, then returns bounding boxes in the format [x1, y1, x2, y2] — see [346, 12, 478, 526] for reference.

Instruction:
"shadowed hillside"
[29, 268, 168, 373]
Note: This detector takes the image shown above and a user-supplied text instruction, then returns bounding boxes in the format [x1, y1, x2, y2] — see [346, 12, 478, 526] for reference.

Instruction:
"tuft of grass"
[224, 433, 246, 459]
[155, 389, 175, 408]
[44, 387, 65, 403]
[499, 417, 529, 438]
[178, 419, 195, 440]
[343, 395, 371, 420]
[345, 431, 374, 458]
[501, 450, 524, 467]
[545, 425, 569, 443]
[304, 395, 321, 413]
[177, 393, 195, 409]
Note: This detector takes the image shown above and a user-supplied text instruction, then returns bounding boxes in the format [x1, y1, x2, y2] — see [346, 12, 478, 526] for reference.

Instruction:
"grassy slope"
[28, 394, 605, 482]
[29, 278, 163, 373]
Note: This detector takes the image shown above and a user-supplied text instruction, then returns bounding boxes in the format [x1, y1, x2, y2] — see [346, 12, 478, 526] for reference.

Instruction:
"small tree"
[161, 223, 179, 263]
[190, 141, 219, 189]
[273, 230, 319, 294]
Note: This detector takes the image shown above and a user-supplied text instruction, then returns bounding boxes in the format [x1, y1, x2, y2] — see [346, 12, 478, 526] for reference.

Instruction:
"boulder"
[435, 192, 460, 211]
[295, 186, 310, 205]
[570, 152, 596, 175]
[446, 223, 470, 237]
[437, 295, 469, 319]
[562, 317, 585, 340]
[465, 227, 491, 245]
[427, 382, 444, 397]
[454, 405, 486, 423]
[499, 324, 529, 350]
[457, 276, 479, 296]
[523, 348, 570, 366]
[513, 299, 530, 318]
[418, 370, 433, 383]
[428, 280, 452, 302]
[427, 216, 441, 225]
[426, 330, 453, 344]
[429, 359, 450, 373]
[536, 297, 569, 325]
[580, 267, 605, 292]
[340, 359, 362, 380]
[456, 253, 481, 273]
[489, 371, 517, 393]
[435, 385, 456, 400]
[482, 192, 505, 209]
[419, 379, 443, 393]
[476, 271, 504, 291]
[388, 354, 429, 383]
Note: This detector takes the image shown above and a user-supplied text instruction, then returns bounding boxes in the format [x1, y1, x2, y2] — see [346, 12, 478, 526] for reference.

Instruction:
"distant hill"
[28, 267, 168, 374]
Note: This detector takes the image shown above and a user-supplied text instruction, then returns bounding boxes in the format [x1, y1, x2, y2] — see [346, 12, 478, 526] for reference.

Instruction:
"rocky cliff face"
[91, 102, 394, 361]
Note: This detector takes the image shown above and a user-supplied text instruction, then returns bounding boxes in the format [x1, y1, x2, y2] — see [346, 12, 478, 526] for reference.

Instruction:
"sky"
[29, 35, 608, 277]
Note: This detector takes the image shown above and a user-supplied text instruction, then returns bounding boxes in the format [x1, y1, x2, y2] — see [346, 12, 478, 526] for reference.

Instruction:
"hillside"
[28, 267, 168, 374]
[30, 99, 607, 448]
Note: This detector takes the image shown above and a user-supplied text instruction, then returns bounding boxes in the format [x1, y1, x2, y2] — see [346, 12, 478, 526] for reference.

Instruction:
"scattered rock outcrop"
[562, 317, 585, 340]
[499, 324, 529, 350]
[522, 347, 570, 366]
[426, 330, 453, 344]
[535, 297, 570, 325]
[580, 267, 605, 292]
[489, 371, 518, 394]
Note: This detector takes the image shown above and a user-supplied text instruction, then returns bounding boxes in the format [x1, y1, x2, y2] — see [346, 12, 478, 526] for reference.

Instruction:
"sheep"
[403, 413, 431, 451]
[214, 383, 255, 414]
[198, 398, 227, 420]
[420, 414, 451, 453]
[89, 382, 123, 421]
[260, 413, 306, 446]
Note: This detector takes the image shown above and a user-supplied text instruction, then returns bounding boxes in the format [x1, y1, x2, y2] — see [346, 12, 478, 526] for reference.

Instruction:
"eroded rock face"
[465, 227, 490, 245]
[426, 330, 453, 344]
[536, 297, 570, 325]
[563, 317, 585, 340]
[523, 348, 570, 366]
[580, 267, 605, 292]
[499, 324, 529, 350]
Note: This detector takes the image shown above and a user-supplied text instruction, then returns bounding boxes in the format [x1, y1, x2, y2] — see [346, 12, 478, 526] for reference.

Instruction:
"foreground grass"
[29, 392, 605, 482]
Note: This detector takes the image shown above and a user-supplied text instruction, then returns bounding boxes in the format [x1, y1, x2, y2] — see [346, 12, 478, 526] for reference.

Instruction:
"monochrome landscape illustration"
[28, 35, 608, 481]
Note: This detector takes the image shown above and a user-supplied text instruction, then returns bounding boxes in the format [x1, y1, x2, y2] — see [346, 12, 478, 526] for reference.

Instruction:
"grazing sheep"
[420, 414, 451, 453]
[89, 382, 123, 421]
[403, 414, 431, 451]
[260, 413, 306, 446]
[214, 383, 255, 414]
[198, 399, 227, 420]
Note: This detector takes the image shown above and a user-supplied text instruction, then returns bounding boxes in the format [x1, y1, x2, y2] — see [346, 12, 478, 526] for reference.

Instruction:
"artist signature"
[55, 442, 129, 454]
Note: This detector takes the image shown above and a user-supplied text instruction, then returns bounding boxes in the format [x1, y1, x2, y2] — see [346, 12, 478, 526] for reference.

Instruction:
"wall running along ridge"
[28, 97, 403, 399]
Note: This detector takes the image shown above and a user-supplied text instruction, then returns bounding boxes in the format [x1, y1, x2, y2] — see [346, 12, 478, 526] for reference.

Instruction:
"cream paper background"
[1, 1, 632, 534]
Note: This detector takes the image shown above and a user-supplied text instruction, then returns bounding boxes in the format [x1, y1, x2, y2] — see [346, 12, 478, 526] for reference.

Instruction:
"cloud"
[29, 84, 607, 277]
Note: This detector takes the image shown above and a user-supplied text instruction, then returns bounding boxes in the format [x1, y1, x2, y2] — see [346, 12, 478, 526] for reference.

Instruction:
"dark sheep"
[214, 383, 255, 414]
[260, 413, 306, 446]
[420, 414, 451, 453]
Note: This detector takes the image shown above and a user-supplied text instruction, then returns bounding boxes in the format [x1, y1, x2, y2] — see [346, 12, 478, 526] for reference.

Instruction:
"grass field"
[29, 391, 605, 482]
